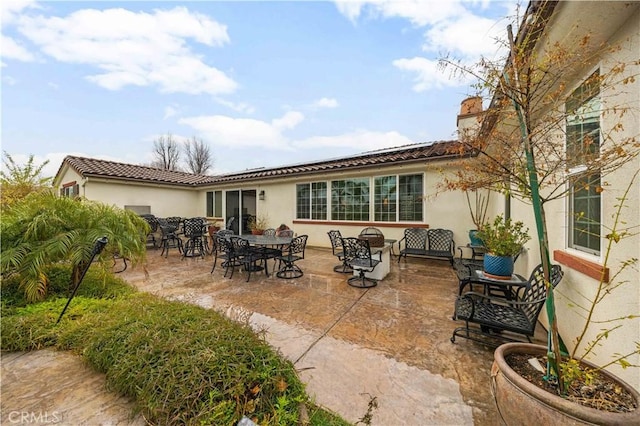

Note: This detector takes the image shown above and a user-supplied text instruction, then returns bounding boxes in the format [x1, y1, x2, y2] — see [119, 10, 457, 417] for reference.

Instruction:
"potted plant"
[247, 215, 269, 235]
[476, 214, 530, 279]
[439, 2, 640, 419]
[465, 190, 490, 246]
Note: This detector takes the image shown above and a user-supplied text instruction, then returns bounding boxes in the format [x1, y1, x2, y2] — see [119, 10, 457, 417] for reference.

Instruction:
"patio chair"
[210, 230, 233, 273]
[182, 217, 207, 259]
[213, 235, 241, 278]
[276, 235, 308, 279]
[235, 237, 269, 282]
[342, 237, 381, 288]
[253, 228, 284, 273]
[327, 230, 353, 273]
[157, 217, 183, 257]
[451, 264, 564, 346]
[140, 214, 158, 249]
[166, 216, 183, 234]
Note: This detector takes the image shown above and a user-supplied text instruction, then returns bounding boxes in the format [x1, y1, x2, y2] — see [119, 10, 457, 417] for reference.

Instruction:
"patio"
[120, 244, 548, 425]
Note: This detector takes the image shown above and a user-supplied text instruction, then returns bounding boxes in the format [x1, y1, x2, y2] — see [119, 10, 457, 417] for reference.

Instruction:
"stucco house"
[53, 0, 639, 389]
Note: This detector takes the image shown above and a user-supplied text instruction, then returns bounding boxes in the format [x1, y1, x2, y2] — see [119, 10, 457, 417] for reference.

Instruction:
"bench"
[451, 264, 563, 346]
[397, 228, 455, 265]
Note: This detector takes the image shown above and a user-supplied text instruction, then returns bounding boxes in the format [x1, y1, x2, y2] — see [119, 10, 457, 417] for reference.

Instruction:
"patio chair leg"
[347, 270, 377, 288]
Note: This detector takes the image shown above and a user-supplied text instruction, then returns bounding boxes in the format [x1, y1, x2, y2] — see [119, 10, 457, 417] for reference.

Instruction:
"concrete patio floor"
[2, 245, 548, 425]
[119, 245, 547, 425]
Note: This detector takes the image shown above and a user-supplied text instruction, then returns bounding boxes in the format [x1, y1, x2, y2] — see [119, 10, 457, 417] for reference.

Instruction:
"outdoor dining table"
[226, 234, 293, 276]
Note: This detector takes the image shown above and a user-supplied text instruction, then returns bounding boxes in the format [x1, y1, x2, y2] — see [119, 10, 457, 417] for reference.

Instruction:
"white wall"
[510, 6, 640, 389]
[86, 179, 201, 218]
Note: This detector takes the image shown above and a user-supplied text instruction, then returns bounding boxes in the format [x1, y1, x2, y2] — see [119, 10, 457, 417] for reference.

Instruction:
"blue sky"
[2, 0, 518, 178]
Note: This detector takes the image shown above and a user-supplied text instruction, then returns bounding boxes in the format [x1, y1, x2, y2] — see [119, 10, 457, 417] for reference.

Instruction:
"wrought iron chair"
[235, 237, 269, 282]
[327, 230, 353, 273]
[253, 228, 284, 273]
[342, 237, 381, 288]
[276, 235, 308, 279]
[182, 217, 207, 258]
[213, 235, 242, 278]
[451, 264, 564, 345]
[157, 217, 183, 257]
[397, 228, 428, 263]
[210, 230, 234, 273]
[166, 216, 183, 234]
[140, 214, 158, 249]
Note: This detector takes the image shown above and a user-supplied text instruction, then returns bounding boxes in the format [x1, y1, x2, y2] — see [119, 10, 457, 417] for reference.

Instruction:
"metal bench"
[397, 228, 455, 265]
[451, 264, 563, 346]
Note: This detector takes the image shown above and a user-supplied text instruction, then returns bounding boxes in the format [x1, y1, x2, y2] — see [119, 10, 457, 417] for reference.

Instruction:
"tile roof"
[58, 140, 471, 188]
[201, 140, 470, 185]
[60, 156, 210, 186]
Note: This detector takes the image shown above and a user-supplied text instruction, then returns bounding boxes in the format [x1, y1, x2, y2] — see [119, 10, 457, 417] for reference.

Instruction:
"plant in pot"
[439, 1, 640, 422]
[476, 215, 530, 279]
[247, 215, 268, 235]
[465, 189, 490, 247]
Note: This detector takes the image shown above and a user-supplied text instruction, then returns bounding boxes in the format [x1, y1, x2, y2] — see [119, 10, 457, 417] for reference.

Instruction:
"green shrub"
[1, 292, 349, 425]
[1, 264, 135, 308]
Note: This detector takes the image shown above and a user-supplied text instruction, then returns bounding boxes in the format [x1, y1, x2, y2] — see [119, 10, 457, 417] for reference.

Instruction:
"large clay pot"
[491, 343, 640, 425]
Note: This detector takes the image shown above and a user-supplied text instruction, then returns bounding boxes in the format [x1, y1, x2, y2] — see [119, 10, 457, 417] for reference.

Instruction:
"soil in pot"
[506, 353, 637, 413]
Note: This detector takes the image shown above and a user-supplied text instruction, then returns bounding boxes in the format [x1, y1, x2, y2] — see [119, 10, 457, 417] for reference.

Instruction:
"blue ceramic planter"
[483, 253, 514, 278]
[468, 229, 484, 247]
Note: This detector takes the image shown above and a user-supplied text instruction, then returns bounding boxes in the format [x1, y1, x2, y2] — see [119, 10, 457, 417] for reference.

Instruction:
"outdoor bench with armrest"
[397, 228, 455, 265]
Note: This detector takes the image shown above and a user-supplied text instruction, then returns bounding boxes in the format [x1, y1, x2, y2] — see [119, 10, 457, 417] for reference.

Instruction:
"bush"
[1, 264, 135, 308]
[0, 291, 348, 425]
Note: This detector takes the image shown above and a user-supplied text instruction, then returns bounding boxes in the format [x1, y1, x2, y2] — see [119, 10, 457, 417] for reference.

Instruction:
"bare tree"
[150, 133, 181, 171]
[184, 136, 213, 175]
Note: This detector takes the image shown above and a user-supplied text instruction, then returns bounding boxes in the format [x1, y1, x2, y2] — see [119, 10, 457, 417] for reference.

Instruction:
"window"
[398, 174, 423, 221]
[374, 176, 397, 221]
[331, 178, 369, 221]
[206, 191, 222, 217]
[295, 174, 424, 223]
[374, 174, 423, 221]
[567, 70, 601, 254]
[61, 182, 79, 198]
[296, 182, 327, 220]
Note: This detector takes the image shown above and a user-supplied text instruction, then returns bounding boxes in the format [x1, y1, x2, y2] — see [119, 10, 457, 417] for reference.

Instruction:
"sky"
[1, 0, 519, 178]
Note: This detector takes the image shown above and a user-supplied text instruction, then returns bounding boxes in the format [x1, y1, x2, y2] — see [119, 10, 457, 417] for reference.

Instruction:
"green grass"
[1, 268, 350, 426]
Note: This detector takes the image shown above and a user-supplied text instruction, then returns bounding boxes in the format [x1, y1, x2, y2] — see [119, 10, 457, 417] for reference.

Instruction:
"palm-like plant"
[1, 191, 148, 301]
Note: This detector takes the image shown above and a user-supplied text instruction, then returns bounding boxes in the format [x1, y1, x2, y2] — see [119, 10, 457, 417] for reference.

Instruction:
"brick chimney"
[456, 96, 484, 140]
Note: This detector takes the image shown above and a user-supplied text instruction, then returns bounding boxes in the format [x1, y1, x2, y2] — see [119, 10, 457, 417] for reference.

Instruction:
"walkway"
[2, 246, 547, 425]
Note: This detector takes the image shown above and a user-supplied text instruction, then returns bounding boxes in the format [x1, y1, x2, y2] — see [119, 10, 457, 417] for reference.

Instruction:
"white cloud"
[1, 34, 35, 61]
[335, 0, 465, 27]
[215, 98, 255, 114]
[423, 12, 506, 59]
[16, 6, 237, 95]
[272, 111, 304, 131]
[3, 75, 18, 85]
[1, 0, 39, 25]
[179, 111, 305, 150]
[392, 57, 463, 92]
[164, 106, 179, 120]
[314, 97, 339, 108]
[335, 0, 515, 91]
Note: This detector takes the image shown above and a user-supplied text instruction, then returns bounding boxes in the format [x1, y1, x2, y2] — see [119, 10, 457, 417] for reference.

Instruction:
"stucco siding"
[509, 6, 640, 390]
[87, 180, 201, 218]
